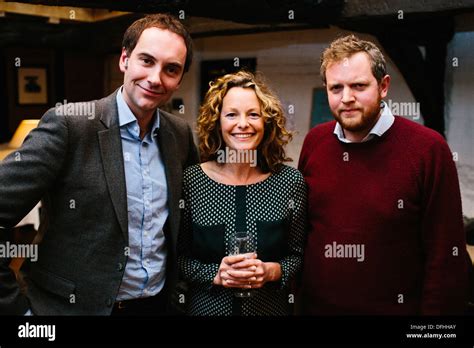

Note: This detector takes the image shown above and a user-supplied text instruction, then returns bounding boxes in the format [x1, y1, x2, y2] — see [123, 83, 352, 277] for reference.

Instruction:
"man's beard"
[333, 100, 382, 133]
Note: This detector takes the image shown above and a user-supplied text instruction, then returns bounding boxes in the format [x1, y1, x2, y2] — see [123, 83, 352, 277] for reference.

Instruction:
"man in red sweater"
[298, 34, 468, 315]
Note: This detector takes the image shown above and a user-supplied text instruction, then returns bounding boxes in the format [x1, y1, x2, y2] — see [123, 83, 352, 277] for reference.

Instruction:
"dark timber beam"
[339, 14, 455, 137]
[4, 0, 474, 136]
[377, 33, 452, 136]
[6, 0, 345, 25]
[9, 0, 474, 24]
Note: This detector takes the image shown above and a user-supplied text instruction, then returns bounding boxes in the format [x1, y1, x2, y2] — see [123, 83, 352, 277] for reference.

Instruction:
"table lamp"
[0, 119, 39, 160]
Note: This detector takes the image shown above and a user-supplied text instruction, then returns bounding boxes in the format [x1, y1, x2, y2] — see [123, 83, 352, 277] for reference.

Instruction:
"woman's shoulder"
[183, 163, 206, 184]
[273, 164, 305, 183]
[183, 162, 221, 188]
[184, 163, 202, 176]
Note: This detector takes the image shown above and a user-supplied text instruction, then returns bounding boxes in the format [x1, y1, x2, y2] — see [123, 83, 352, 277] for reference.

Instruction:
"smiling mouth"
[137, 84, 164, 95]
[232, 133, 254, 139]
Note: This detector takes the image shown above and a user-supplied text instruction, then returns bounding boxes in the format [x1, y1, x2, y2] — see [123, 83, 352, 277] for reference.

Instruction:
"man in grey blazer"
[0, 14, 198, 315]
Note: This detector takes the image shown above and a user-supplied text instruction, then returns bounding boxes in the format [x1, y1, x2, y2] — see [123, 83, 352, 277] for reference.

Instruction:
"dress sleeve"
[278, 171, 308, 289]
[177, 172, 220, 286]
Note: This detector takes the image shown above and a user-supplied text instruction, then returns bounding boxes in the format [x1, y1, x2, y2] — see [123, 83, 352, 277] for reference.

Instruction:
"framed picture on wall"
[17, 66, 49, 105]
[310, 87, 333, 128]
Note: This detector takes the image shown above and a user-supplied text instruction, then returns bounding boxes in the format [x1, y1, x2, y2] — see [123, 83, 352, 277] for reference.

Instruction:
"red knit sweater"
[298, 116, 468, 315]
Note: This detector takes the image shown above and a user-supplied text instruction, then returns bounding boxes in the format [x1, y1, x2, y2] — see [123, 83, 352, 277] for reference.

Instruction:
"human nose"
[237, 114, 249, 128]
[147, 67, 163, 86]
[341, 87, 355, 104]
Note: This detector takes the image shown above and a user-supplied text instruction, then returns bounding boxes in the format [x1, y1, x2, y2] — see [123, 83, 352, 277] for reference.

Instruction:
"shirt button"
[117, 263, 123, 271]
[144, 260, 149, 266]
[106, 298, 113, 307]
[144, 231, 148, 237]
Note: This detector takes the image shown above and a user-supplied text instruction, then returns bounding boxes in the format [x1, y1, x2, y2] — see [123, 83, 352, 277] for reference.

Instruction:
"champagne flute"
[229, 230, 255, 298]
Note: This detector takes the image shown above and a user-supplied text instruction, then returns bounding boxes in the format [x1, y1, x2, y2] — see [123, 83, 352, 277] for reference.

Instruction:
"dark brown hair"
[122, 13, 193, 73]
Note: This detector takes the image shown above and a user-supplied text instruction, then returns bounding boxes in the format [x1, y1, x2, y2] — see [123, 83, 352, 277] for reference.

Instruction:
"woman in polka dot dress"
[177, 71, 307, 315]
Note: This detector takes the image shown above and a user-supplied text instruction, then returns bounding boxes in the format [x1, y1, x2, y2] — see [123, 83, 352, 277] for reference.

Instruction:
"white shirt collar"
[333, 100, 395, 143]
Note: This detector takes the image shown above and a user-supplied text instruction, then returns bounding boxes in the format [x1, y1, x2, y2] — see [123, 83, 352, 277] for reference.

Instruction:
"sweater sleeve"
[177, 173, 220, 286]
[419, 137, 468, 315]
[278, 171, 308, 289]
[298, 129, 314, 173]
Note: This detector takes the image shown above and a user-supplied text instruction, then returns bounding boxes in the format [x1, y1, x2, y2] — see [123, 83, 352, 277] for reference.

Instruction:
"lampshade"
[8, 119, 40, 149]
[0, 119, 39, 161]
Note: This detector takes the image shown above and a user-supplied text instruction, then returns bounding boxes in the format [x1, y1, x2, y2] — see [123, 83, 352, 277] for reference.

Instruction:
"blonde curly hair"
[197, 71, 292, 173]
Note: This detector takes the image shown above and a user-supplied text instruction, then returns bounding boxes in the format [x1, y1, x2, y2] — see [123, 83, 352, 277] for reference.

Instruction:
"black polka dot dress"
[177, 164, 307, 316]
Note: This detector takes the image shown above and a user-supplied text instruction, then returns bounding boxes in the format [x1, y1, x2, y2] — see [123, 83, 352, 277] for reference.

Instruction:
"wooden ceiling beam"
[0, 0, 129, 22]
[7, 0, 474, 24]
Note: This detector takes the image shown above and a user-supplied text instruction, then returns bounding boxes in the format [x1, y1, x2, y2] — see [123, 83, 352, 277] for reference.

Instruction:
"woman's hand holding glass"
[213, 254, 283, 290]
[229, 256, 282, 289]
[213, 253, 258, 289]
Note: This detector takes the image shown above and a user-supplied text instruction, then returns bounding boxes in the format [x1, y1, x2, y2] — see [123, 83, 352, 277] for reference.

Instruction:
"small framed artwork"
[17, 66, 49, 105]
[310, 87, 333, 128]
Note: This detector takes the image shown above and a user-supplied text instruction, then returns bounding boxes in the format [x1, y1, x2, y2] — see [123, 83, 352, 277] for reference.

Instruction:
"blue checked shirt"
[115, 88, 168, 300]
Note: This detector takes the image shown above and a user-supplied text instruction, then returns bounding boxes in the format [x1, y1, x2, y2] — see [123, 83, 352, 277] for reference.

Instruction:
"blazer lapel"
[97, 92, 128, 242]
[156, 114, 180, 247]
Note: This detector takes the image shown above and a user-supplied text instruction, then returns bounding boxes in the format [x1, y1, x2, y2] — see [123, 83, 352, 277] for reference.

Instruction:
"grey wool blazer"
[0, 89, 199, 315]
